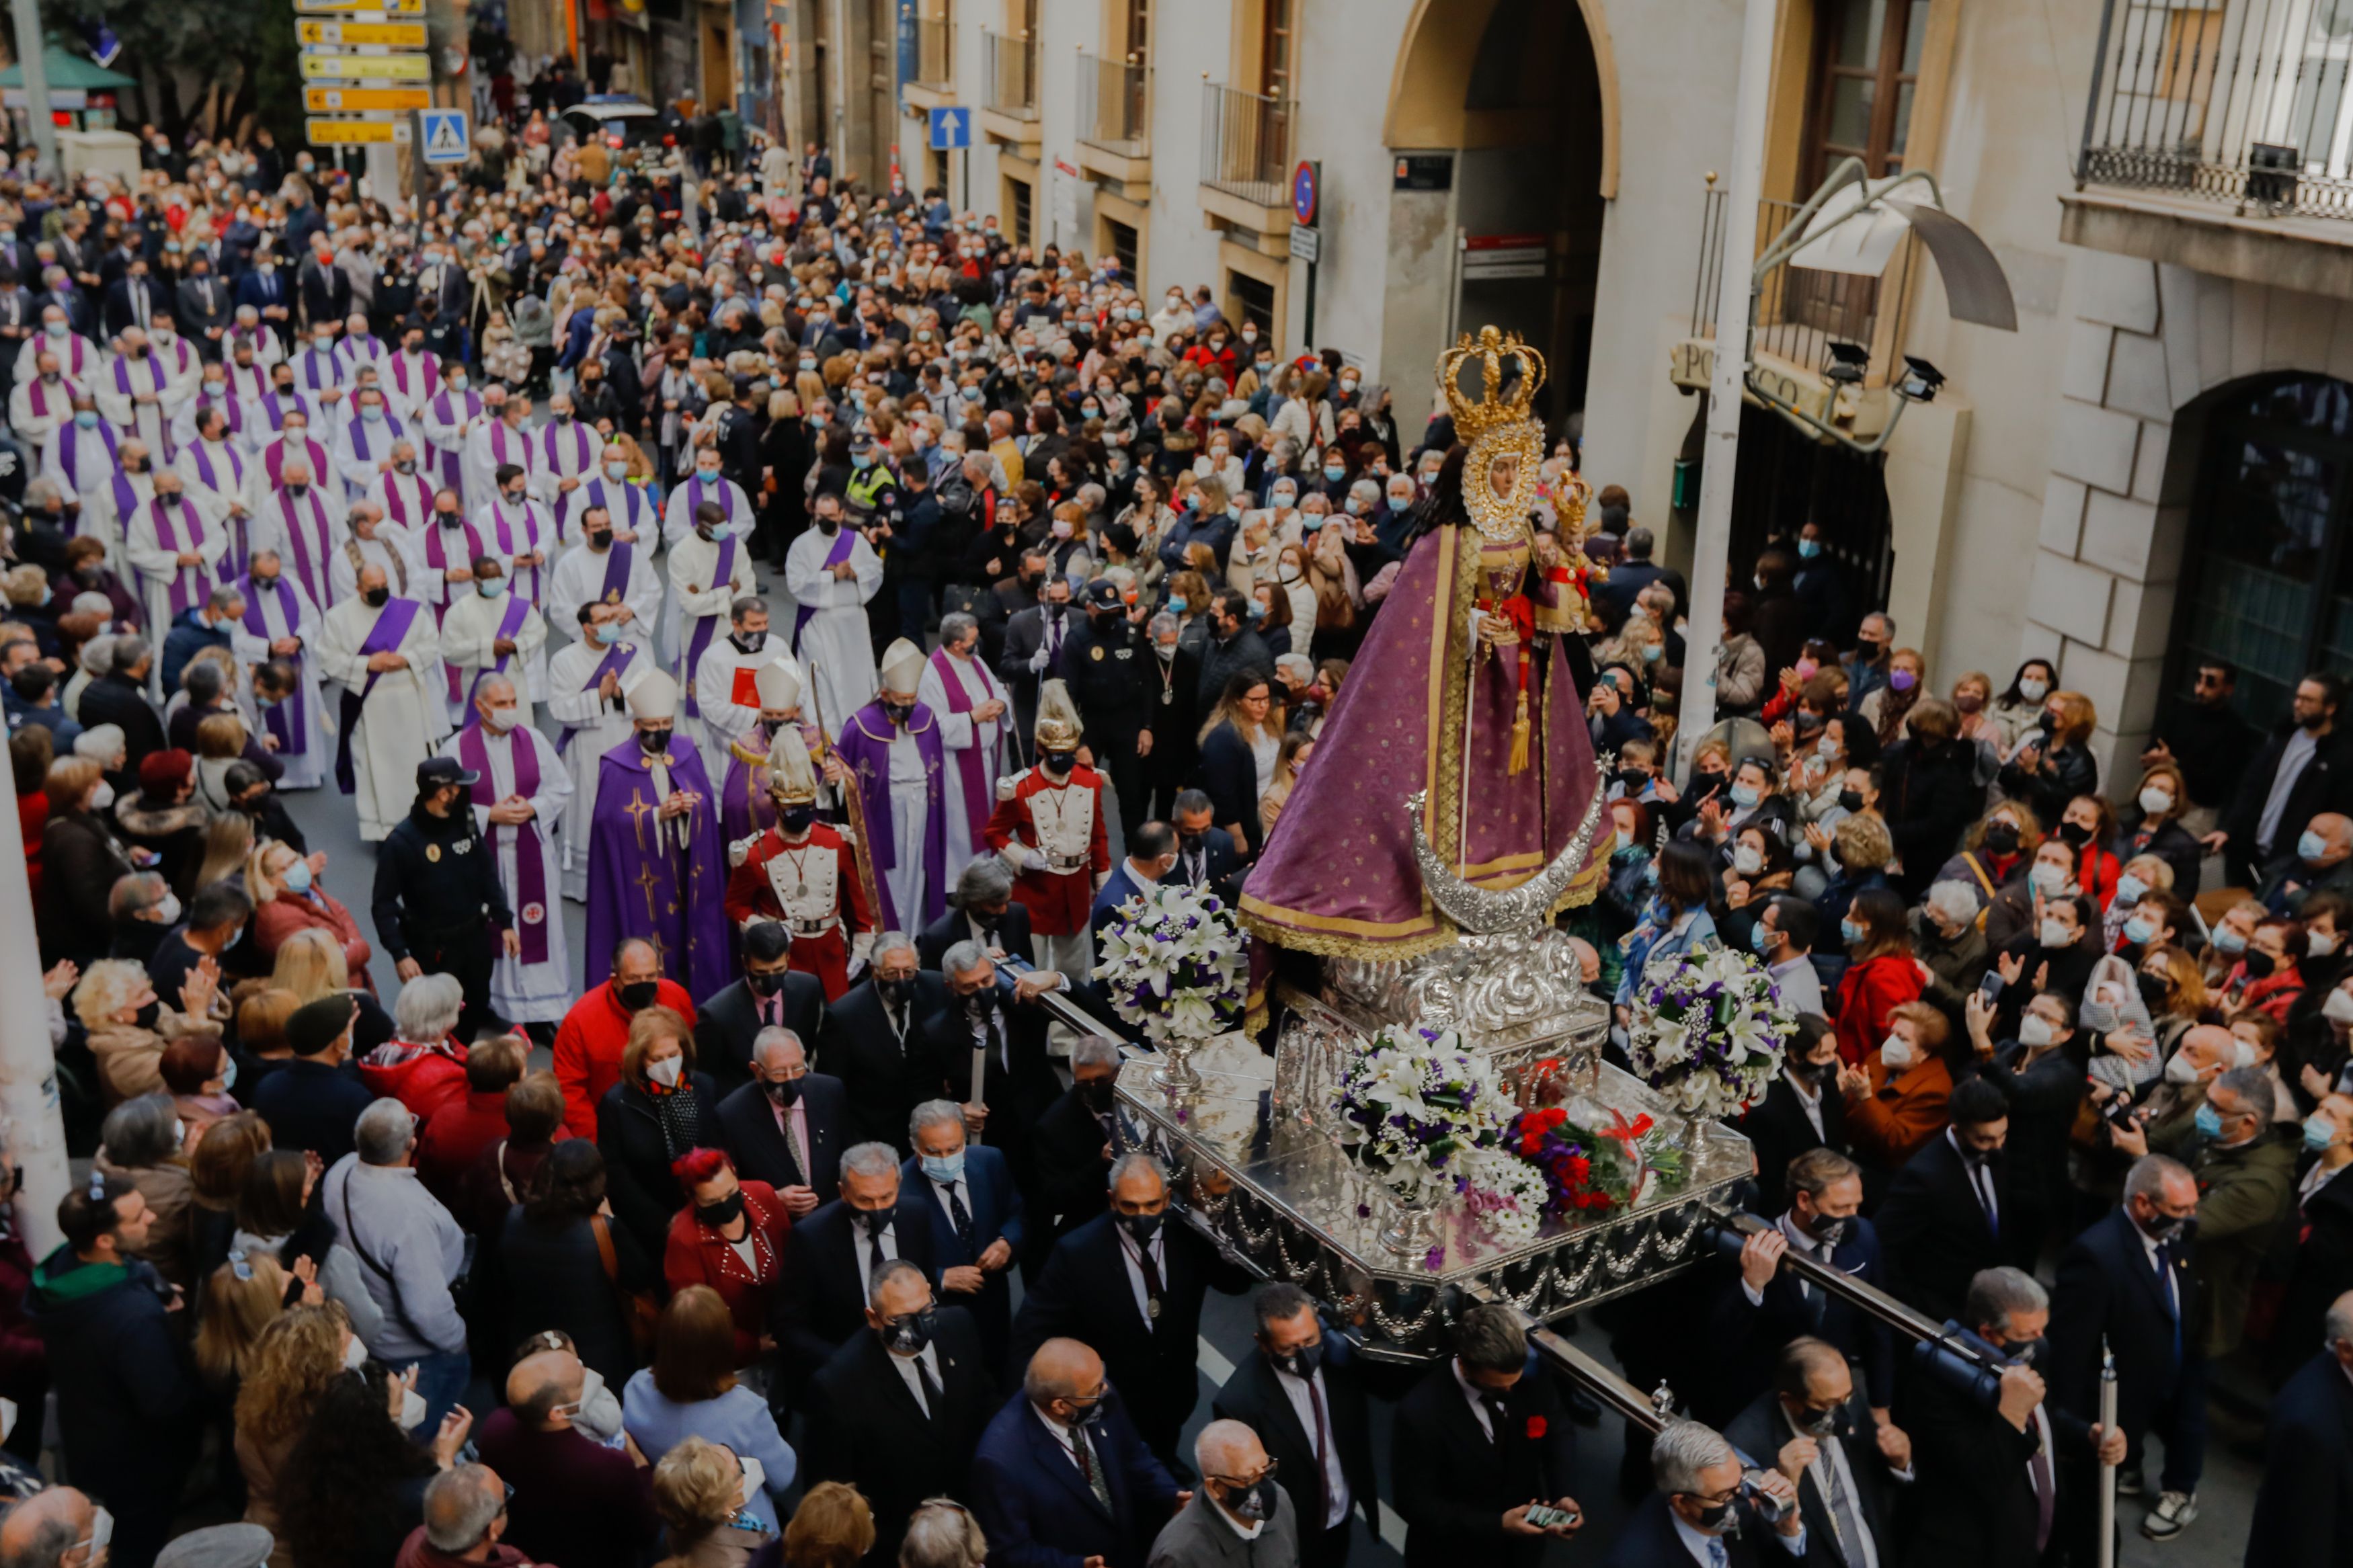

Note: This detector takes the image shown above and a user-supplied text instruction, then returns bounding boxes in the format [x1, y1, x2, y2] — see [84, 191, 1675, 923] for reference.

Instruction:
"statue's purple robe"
[1240, 524, 1609, 960]
[583, 735, 735, 1001]
[831, 700, 949, 932]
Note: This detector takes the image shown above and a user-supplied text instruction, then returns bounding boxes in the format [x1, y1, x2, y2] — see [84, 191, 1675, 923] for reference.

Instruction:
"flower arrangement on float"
[1092, 882, 1249, 1088]
[1621, 942, 1794, 1123]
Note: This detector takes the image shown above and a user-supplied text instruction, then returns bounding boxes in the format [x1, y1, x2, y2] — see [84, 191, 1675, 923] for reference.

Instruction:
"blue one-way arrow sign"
[929, 106, 969, 151]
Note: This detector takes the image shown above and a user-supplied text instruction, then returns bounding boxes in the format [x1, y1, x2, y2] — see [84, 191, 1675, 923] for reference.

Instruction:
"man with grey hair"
[2147, 1063, 2297, 1368]
[772, 1138, 943, 1399]
[905, 1096, 1024, 1372]
[715, 1020, 848, 1210]
[0, 1487, 105, 1568]
[819, 927, 949, 1149]
[1013, 1149, 1250, 1475]
[2244, 1286, 2353, 1561]
[971, 1337, 1177, 1568]
[2048, 1153, 2204, 1542]
[918, 852, 1035, 971]
[415, 1462, 519, 1561]
[1031, 1035, 1126, 1259]
[1146, 1418, 1298, 1568]
[1395, 1303, 1581, 1566]
[1600, 1417, 1799, 1567]
[322, 1094, 471, 1428]
[1901, 1266, 2125, 1565]
[917, 612, 1010, 862]
[897, 1499, 988, 1568]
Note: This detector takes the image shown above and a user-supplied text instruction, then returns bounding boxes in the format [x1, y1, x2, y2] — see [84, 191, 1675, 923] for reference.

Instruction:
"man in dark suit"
[176, 257, 232, 360]
[1168, 791, 1246, 900]
[969, 1337, 1179, 1568]
[818, 933, 952, 1152]
[919, 940, 1063, 1182]
[2212, 671, 2353, 888]
[1029, 1037, 1123, 1268]
[1602, 1417, 1805, 1568]
[2243, 1289, 2353, 1565]
[36, 271, 93, 340]
[1709, 1149, 1896, 1423]
[1092, 822, 1178, 948]
[805, 1260, 994, 1565]
[1874, 1076, 2018, 1323]
[1011, 1151, 1250, 1476]
[695, 919, 828, 1097]
[1900, 1267, 2126, 1568]
[2046, 1154, 2204, 1548]
[1722, 1337, 1908, 1568]
[296, 239, 352, 332]
[233, 249, 294, 349]
[1392, 1305, 1583, 1568]
[998, 557, 1071, 757]
[714, 1025, 848, 1213]
[904, 1098, 1026, 1378]
[1211, 1284, 1380, 1568]
[916, 855, 1036, 970]
[772, 1141, 945, 1401]
[102, 259, 169, 336]
[1738, 1016, 1848, 1216]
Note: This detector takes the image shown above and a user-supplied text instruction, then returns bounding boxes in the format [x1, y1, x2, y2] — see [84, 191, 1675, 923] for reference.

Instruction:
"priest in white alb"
[171, 362, 250, 454]
[365, 438, 441, 537]
[327, 500, 419, 608]
[462, 390, 536, 517]
[783, 492, 882, 735]
[42, 397, 122, 530]
[662, 448, 753, 546]
[918, 608, 1012, 863]
[416, 363, 487, 504]
[254, 454, 340, 620]
[547, 598, 655, 901]
[532, 391, 598, 520]
[382, 324, 441, 420]
[248, 372, 321, 462]
[9, 351, 80, 457]
[123, 469, 229, 636]
[318, 560, 450, 841]
[222, 308, 284, 373]
[175, 403, 257, 579]
[333, 386, 409, 498]
[94, 328, 190, 458]
[547, 501, 661, 647]
[333, 312, 389, 382]
[248, 409, 340, 517]
[692, 595, 792, 782]
[568, 445, 660, 544]
[666, 499, 758, 672]
[149, 314, 202, 393]
[229, 546, 329, 790]
[439, 673, 573, 1024]
[473, 462, 559, 611]
[17, 304, 98, 388]
[439, 556, 549, 717]
[286, 321, 352, 446]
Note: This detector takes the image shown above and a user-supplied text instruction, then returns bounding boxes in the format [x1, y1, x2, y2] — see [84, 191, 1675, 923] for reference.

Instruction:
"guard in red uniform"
[723, 727, 875, 999]
[984, 679, 1109, 1028]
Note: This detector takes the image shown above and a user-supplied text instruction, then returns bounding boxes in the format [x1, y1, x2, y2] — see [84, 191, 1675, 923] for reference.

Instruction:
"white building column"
[0, 762, 72, 1255]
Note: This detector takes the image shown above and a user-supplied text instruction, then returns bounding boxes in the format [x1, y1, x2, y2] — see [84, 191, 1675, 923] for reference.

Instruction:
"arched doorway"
[2166, 372, 2353, 728]
[1385, 0, 1611, 421]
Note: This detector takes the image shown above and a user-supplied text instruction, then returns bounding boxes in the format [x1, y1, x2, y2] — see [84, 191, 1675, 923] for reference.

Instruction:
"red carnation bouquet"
[1505, 1104, 1683, 1216]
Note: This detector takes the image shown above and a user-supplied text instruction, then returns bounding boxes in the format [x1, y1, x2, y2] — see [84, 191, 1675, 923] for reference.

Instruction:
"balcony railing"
[2079, 0, 2353, 219]
[910, 15, 953, 91]
[1689, 183, 1920, 388]
[1200, 81, 1292, 207]
[983, 30, 1037, 118]
[1079, 52, 1149, 153]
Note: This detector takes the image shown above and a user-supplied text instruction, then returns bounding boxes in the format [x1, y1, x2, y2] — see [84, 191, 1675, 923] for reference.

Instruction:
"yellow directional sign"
[298, 51, 432, 82]
[305, 85, 432, 113]
[298, 19, 429, 47]
[296, 0, 424, 12]
[307, 117, 413, 146]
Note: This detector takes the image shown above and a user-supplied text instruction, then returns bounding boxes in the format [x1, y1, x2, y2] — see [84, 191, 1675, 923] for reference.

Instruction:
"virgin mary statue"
[1240, 327, 1611, 961]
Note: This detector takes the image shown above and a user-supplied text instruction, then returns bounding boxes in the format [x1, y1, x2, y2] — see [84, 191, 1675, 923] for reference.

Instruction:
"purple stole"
[583, 477, 651, 537]
[264, 436, 328, 492]
[428, 391, 481, 486]
[56, 422, 119, 496]
[460, 723, 551, 963]
[469, 591, 532, 700]
[928, 647, 999, 848]
[24, 375, 78, 422]
[488, 420, 524, 478]
[556, 639, 637, 755]
[260, 392, 309, 436]
[389, 353, 439, 405]
[344, 413, 405, 467]
[194, 391, 243, 440]
[336, 597, 424, 793]
[681, 534, 739, 724]
[489, 502, 547, 605]
[539, 421, 591, 482]
[108, 473, 146, 540]
[423, 515, 489, 704]
[381, 472, 433, 530]
[295, 348, 341, 393]
[111, 358, 175, 458]
[190, 440, 251, 577]
[834, 704, 949, 930]
[336, 335, 381, 375]
[792, 526, 857, 643]
[242, 575, 309, 758]
[596, 540, 636, 608]
[277, 488, 333, 613]
[692, 475, 735, 524]
[145, 496, 209, 616]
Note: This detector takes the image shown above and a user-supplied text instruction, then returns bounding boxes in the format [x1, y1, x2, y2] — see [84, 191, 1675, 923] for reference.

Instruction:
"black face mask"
[639, 727, 672, 754]
[251, 572, 279, 591]
[132, 998, 163, 1032]
[1270, 1339, 1324, 1379]
[1220, 1477, 1278, 1522]
[695, 1190, 745, 1227]
[1805, 1212, 1848, 1249]
[1788, 1057, 1835, 1087]
[436, 509, 463, 528]
[2137, 970, 2174, 1009]
[618, 979, 660, 1012]
[883, 700, 916, 725]
[1080, 1077, 1115, 1112]
[1688, 1498, 1734, 1534]
[1177, 830, 1204, 852]
[746, 968, 787, 997]
[883, 1307, 936, 1355]
[1998, 1334, 2048, 1366]
[1121, 1211, 1163, 1245]
[362, 585, 391, 608]
[2057, 820, 2091, 848]
[1041, 750, 1076, 776]
[586, 529, 612, 550]
[2242, 950, 2277, 979]
[1837, 789, 1865, 813]
[1794, 1401, 1855, 1440]
[2142, 1208, 2190, 1241]
[878, 976, 917, 1008]
[779, 803, 817, 833]
[762, 1075, 804, 1108]
[1983, 823, 2021, 856]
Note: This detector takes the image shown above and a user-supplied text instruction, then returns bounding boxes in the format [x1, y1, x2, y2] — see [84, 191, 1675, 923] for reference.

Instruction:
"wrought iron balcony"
[910, 15, 953, 93]
[983, 29, 1037, 118]
[1199, 81, 1292, 209]
[1080, 52, 1149, 155]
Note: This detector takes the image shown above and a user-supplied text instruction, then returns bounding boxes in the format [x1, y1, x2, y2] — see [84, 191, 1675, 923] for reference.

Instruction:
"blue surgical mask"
[478, 577, 506, 597]
[1387, 495, 1410, 512]
[2306, 1114, 2341, 1153]
[73, 409, 98, 429]
[853, 453, 873, 470]
[1729, 782, 1760, 809]
[2214, 926, 2248, 956]
[1323, 465, 1345, 482]
[282, 860, 313, 894]
[2115, 873, 2147, 905]
[362, 405, 384, 423]
[1166, 596, 1188, 615]
[919, 1151, 966, 1186]
[1841, 917, 1864, 946]
[2303, 829, 2331, 864]
[1798, 538, 1823, 559]
[2124, 914, 2159, 947]
[606, 461, 629, 481]
[2194, 1103, 2224, 1140]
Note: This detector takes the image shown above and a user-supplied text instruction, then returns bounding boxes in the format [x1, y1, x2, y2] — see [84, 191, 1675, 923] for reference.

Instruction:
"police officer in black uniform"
[1060, 577, 1156, 829]
[368, 755, 517, 1038]
[713, 372, 768, 545]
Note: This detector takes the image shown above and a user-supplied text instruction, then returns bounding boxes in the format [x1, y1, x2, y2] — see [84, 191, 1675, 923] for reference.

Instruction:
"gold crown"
[1438, 326, 1547, 440]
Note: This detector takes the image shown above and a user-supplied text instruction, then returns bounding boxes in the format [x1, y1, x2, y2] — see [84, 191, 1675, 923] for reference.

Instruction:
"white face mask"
[152, 893, 183, 926]
[2164, 1052, 2202, 1086]
[2138, 786, 2173, 817]
[2232, 1038, 2258, 1069]
[397, 1385, 428, 1432]
[89, 780, 115, 811]
[2326, 987, 2353, 1026]
[2019, 1014, 2055, 1048]
[2018, 677, 2049, 703]
[1880, 1036, 1919, 1072]
[2038, 917, 2073, 948]
[342, 1333, 369, 1372]
[647, 1055, 683, 1088]
[1732, 844, 1763, 876]
[2028, 863, 2070, 897]
[572, 1366, 625, 1444]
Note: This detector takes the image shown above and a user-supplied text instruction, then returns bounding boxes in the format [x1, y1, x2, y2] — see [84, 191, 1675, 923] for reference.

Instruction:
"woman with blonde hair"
[245, 839, 370, 974]
[1259, 730, 1314, 841]
[272, 926, 393, 1045]
[75, 956, 217, 1104]
[194, 711, 248, 812]
[651, 1436, 778, 1568]
[191, 808, 256, 895]
[781, 1481, 876, 1568]
[233, 1304, 356, 1568]
[598, 1007, 717, 1260]
[194, 1247, 320, 1389]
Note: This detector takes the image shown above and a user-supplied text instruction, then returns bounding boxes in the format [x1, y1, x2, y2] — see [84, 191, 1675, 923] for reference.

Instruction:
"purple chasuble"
[831, 701, 948, 930]
[582, 737, 733, 1000]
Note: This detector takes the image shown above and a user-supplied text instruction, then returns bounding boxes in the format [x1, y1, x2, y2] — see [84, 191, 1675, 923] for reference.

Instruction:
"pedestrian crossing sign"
[419, 108, 470, 165]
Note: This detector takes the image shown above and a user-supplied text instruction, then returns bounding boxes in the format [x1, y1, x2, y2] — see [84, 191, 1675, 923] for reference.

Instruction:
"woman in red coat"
[662, 1149, 790, 1366]
[1833, 886, 1925, 1065]
[246, 841, 371, 977]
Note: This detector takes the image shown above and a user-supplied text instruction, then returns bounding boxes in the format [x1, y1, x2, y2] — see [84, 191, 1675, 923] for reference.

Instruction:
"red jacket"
[986, 764, 1111, 938]
[721, 821, 873, 999]
[417, 1088, 511, 1210]
[552, 978, 699, 1139]
[2075, 843, 2121, 911]
[357, 1038, 469, 1120]
[1832, 953, 1923, 1065]
[662, 1179, 790, 1365]
[253, 886, 373, 978]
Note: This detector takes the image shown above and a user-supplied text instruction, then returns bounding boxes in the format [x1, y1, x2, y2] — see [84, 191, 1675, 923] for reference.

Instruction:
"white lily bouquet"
[1623, 942, 1794, 1120]
[1334, 1024, 1520, 1206]
[1092, 882, 1248, 1046]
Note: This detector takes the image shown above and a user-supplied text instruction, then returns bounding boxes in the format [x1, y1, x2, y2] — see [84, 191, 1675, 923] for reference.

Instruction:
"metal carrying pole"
[2098, 1339, 2118, 1568]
